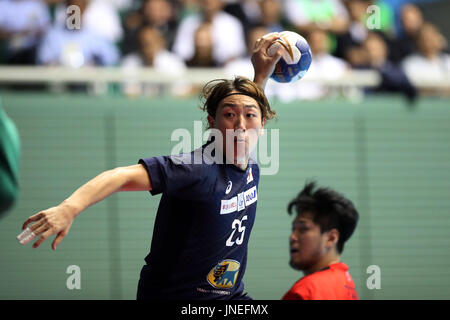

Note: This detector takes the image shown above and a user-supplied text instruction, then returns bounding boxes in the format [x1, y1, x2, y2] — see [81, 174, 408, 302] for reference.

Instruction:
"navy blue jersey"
[137, 141, 260, 300]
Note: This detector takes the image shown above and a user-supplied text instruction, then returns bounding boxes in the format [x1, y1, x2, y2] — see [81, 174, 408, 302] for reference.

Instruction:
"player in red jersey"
[282, 181, 359, 300]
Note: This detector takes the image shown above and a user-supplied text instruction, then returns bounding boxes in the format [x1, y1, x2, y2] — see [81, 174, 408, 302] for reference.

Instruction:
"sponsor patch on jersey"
[220, 197, 237, 215]
[247, 167, 253, 184]
[207, 259, 240, 289]
[220, 187, 257, 214]
[244, 186, 257, 206]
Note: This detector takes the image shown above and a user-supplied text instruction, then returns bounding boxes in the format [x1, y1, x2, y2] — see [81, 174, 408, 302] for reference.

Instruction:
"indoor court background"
[1, 92, 449, 300]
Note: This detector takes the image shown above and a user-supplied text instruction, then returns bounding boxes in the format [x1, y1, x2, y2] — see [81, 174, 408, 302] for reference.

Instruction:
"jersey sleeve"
[138, 154, 214, 200]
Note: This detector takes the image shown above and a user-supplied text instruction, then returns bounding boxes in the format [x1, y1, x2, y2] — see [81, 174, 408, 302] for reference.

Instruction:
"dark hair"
[287, 181, 359, 254]
[201, 76, 276, 127]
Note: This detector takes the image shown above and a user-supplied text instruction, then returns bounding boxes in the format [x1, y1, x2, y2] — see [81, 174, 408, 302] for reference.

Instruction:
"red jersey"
[282, 262, 359, 300]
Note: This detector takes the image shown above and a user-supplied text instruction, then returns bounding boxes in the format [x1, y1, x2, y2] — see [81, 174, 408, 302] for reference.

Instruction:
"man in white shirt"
[402, 22, 450, 89]
[0, 0, 50, 64]
[37, 0, 119, 67]
[295, 29, 348, 100]
[121, 26, 187, 97]
[172, 0, 246, 66]
[54, 0, 124, 43]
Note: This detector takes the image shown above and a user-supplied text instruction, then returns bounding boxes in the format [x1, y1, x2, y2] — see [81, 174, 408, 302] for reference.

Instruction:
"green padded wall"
[0, 92, 449, 300]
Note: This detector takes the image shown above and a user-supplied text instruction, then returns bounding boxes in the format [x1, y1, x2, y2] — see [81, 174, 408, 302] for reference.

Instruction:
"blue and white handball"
[267, 31, 312, 83]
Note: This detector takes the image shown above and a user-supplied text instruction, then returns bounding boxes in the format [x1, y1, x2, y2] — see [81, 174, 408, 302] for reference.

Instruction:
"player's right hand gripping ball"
[267, 31, 312, 83]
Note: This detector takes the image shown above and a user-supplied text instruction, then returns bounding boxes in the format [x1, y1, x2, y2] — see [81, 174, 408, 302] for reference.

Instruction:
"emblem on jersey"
[225, 181, 232, 194]
[207, 259, 240, 289]
[247, 168, 253, 184]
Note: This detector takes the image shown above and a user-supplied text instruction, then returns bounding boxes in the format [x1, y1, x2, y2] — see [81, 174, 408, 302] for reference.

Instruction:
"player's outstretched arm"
[19, 164, 151, 250]
[251, 33, 283, 90]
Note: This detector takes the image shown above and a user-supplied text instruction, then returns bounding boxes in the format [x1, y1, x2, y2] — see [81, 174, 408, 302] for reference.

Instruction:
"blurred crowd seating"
[0, 0, 449, 101]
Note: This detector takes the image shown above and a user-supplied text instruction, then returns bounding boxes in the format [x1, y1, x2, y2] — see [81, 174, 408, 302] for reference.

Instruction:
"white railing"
[0, 66, 379, 85]
[0, 66, 448, 93]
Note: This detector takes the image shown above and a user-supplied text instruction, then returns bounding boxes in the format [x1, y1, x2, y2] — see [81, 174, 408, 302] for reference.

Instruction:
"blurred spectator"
[401, 4, 424, 38]
[335, 0, 370, 61]
[177, 0, 201, 20]
[239, 0, 264, 27]
[401, 22, 450, 95]
[224, 0, 285, 35]
[258, 0, 284, 33]
[47, 0, 134, 10]
[0, 0, 51, 65]
[37, 0, 119, 67]
[382, 0, 438, 35]
[122, 0, 177, 57]
[345, 46, 368, 68]
[54, 0, 124, 43]
[122, 25, 185, 71]
[80, 0, 124, 43]
[295, 29, 349, 100]
[283, 0, 349, 35]
[105, 0, 134, 11]
[363, 32, 388, 67]
[172, 0, 246, 66]
[121, 8, 142, 56]
[121, 25, 186, 96]
[222, 0, 250, 32]
[363, 32, 417, 102]
[389, 3, 424, 63]
[225, 24, 269, 79]
[186, 23, 216, 67]
[142, 0, 177, 49]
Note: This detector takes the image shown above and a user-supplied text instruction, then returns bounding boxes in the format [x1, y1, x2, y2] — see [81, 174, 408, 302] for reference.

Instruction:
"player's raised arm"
[18, 164, 151, 250]
[251, 33, 283, 90]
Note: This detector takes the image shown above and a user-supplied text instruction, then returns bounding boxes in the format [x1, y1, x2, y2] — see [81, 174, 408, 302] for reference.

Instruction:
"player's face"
[289, 213, 328, 272]
[208, 91, 265, 167]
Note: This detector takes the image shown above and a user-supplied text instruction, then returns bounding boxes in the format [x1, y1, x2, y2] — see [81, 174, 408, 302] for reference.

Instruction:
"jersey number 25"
[226, 215, 248, 247]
